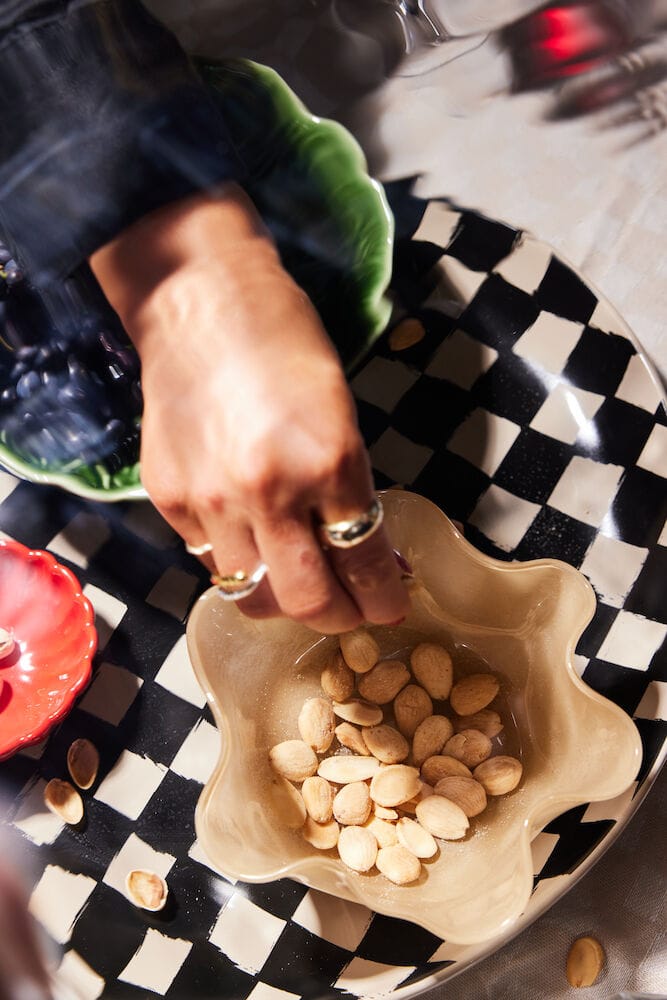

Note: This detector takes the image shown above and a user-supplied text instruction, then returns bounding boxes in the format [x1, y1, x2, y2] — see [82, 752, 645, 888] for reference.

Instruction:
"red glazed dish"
[0, 539, 97, 760]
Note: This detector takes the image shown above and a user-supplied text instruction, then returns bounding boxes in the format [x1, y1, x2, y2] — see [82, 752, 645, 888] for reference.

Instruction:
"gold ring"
[320, 497, 384, 550]
[211, 563, 268, 601]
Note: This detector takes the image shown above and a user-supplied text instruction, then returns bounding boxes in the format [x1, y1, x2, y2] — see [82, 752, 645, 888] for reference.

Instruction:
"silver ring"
[186, 541, 214, 556]
[320, 497, 384, 550]
[211, 563, 268, 601]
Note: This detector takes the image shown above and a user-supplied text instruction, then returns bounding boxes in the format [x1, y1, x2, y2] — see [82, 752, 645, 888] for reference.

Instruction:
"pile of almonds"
[269, 629, 523, 886]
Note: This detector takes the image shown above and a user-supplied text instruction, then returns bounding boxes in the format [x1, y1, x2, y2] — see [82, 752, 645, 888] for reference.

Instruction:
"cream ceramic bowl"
[187, 490, 642, 946]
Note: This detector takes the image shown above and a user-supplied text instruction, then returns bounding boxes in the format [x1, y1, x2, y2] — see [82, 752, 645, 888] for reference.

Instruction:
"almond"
[393, 684, 433, 738]
[421, 755, 472, 785]
[453, 709, 503, 738]
[125, 870, 168, 911]
[333, 781, 372, 826]
[412, 715, 454, 767]
[566, 936, 605, 987]
[410, 643, 453, 700]
[374, 804, 398, 820]
[396, 817, 438, 858]
[434, 776, 487, 817]
[415, 796, 469, 840]
[301, 776, 334, 823]
[396, 782, 433, 815]
[362, 724, 409, 764]
[44, 779, 84, 825]
[357, 660, 410, 704]
[337, 825, 378, 872]
[298, 697, 335, 753]
[333, 699, 384, 727]
[370, 764, 421, 807]
[67, 738, 99, 790]
[269, 776, 307, 829]
[303, 816, 340, 850]
[364, 815, 398, 847]
[269, 740, 319, 782]
[376, 844, 422, 885]
[473, 756, 523, 795]
[321, 650, 355, 701]
[339, 629, 380, 674]
[450, 673, 500, 716]
[443, 729, 492, 768]
[318, 755, 380, 784]
[388, 317, 425, 352]
[335, 722, 370, 756]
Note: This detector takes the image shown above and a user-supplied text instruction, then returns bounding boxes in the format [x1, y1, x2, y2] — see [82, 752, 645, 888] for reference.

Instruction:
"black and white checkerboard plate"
[0, 188, 665, 1000]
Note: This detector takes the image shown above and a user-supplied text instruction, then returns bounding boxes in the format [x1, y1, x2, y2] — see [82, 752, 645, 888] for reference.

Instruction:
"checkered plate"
[0, 187, 665, 1000]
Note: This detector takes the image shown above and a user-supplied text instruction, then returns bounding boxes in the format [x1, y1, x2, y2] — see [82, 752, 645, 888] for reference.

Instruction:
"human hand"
[90, 186, 409, 633]
[0, 856, 52, 1000]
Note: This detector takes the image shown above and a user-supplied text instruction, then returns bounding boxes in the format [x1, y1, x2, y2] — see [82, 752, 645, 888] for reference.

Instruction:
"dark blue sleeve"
[0, 0, 247, 285]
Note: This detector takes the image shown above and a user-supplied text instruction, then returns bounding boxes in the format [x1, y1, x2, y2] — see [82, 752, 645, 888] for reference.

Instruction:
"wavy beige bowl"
[187, 490, 642, 945]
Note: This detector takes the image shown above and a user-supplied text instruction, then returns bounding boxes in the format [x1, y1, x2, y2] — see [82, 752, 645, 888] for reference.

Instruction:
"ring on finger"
[185, 540, 214, 556]
[319, 497, 384, 550]
[211, 562, 268, 601]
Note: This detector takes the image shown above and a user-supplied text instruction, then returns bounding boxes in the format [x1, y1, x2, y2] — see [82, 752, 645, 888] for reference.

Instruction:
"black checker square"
[355, 914, 443, 967]
[413, 450, 490, 523]
[634, 718, 667, 784]
[575, 395, 658, 468]
[610, 466, 667, 547]
[458, 274, 541, 350]
[625, 544, 667, 624]
[135, 771, 200, 853]
[167, 940, 255, 1000]
[69, 881, 149, 983]
[119, 681, 202, 766]
[391, 239, 446, 310]
[356, 397, 392, 449]
[540, 808, 614, 879]
[375, 305, 459, 372]
[534, 256, 598, 324]
[562, 326, 636, 396]
[493, 427, 573, 504]
[582, 658, 652, 717]
[471, 357, 551, 430]
[513, 506, 597, 567]
[152, 856, 230, 944]
[245, 877, 310, 922]
[390, 372, 474, 450]
[444, 210, 519, 273]
[258, 922, 352, 999]
[575, 602, 620, 660]
[647, 636, 667, 683]
[0, 481, 73, 550]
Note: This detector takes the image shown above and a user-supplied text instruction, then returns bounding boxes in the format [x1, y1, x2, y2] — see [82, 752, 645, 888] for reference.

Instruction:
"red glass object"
[0, 539, 97, 760]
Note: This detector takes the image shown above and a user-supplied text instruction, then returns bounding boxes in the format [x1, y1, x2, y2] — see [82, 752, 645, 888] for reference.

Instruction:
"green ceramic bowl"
[0, 59, 394, 501]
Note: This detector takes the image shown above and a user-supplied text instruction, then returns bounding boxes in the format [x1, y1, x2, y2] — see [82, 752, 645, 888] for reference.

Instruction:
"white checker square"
[412, 201, 461, 248]
[513, 312, 584, 374]
[119, 929, 192, 994]
[425, 327, 498, 390]
[573, 653, 589, 679]
[0, 470, 18, 502]
[435, 254, 487, 303]
[248, 985, 300, 1000]
[634, 681, 667, 721]
[82, 584, 127, 650]
[336, 957, 415, 997]
[292, 890, 372, 951]
[529, 383, 604, 446]
[428, 940, 480, 964]
[154, 634, 206, 708]
[56, 949, 105, 1000]
[636, 424, 667, 478]
[123, 502, 179, 548]
[169, 718, 219, 784]
[531, 832, 559, 875]
[48, 512, 111, 570]
[579, 533, 648, 608]
[447, 409, 521, 477]
[12, 778, 65, 846]
[596, 611, 667, 671]
[469, 485, 541, 552]
[95, 750, 167, 820]
[29, 865, 96, 944]
[615, 353, 663, 412]
[493, 235, 552, 293]
[209, 894, 285, 975]
[19, 738, 47, 760]
[351, 356, 420, 412]
[103, 833, 176, 896]
[581, 782, 638, 823]
[547, 456, 624, 527]
[588, 296, 631, 337]
[78, 662, 142, 725]
[369, 428, 433, 484]
[146, 567, 199, 621]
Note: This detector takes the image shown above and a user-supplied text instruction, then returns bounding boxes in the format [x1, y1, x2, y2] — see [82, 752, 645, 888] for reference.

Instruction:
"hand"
[90, 186, 409, 633]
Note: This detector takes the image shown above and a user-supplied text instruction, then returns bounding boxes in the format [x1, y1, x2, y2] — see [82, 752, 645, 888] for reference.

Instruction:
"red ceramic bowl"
[0, 539, 97, 760]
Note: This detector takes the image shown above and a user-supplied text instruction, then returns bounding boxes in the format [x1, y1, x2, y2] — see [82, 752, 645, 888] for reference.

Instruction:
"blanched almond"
[269, 740, 318, 782]
[335, 722, 369, 756]
[421, 755, 472, 785]
[443, 729, 492, 768]
[453, 709, 503, 738]
[362, 724, 409, 764]
[412, 716, 454, 768]
[269, 776, 307, 829]
[370, 764, 421, 807]
[393, 684, 433, 738]
[376, 844, 422, 885]
[303, 816, 340, 850]
[337, 825, 377, 872]
[67, 738, 99, 790]
[396, 817, 438, 858]
[358, 660, 410, 704]
[44, 779, 84, 825]
[398, 782, 434, 815]
[318, 755, 380, 783]
[410, 643, 453, 700]
[333, 699, 383, 727]
[415, 796, 469, 840]
[434, 776, 487, 817]
[450, 673, 500, 716]
[333, 781, 372, 825]
[125, 870, 168, 911]
[374, 804, 398, 820]
[301, 776, 334, 823]
[566, 936, 605, 987]
[321, 650, 355, 701]
[339, 629, 380, 674]
[298, 697, 335, 753]
[473, 756, 523, 795]
[365, 816, 398, 847]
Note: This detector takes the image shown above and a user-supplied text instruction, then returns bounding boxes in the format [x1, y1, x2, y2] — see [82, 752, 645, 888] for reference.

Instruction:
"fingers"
[201, 514, 281, 619]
